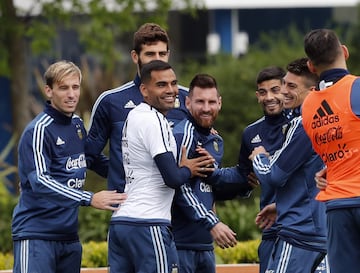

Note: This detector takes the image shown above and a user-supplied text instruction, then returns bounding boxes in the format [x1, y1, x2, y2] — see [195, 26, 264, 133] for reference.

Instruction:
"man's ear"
[185, 96, 191, 110]
[139, 83, 148, 98]
[44, 85, 52, 99]
[342, 45, 349, 60]
[307, 60, 316, 74]
[218, 96, 222, 110]
[130, 50, 139, 65]
[255, 91, 261, 103]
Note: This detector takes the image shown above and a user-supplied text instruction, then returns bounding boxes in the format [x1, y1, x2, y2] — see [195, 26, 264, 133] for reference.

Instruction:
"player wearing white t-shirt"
[112, 102, 177, 222]
[108, 60, 214, 273]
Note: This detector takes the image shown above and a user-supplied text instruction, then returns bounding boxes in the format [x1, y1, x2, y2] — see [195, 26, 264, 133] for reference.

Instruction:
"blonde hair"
[44, 61, 82, 88]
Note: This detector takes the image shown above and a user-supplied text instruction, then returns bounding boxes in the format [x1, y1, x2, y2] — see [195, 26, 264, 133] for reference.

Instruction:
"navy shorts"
[258, 238, 276, 273]
[177, 249, 215, 273]
[13, 239, 82, 273]
[266, 238, 325, 273]
[327, 207, 360, 273]
[108, 223, 179, 273]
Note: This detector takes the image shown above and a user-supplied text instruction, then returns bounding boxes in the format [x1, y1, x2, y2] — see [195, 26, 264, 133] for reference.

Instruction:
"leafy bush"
[82, 241, 108, 268]
[215, 239, 260, 264]
[0, 252, 13, 270]
[215, 187, 262, 241]
[78, 205, 111, 243]
[0, 181, 17, 253]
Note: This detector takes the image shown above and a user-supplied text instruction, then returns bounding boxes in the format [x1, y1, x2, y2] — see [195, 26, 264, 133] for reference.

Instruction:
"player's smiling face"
[282, 72, 310, 109]
[256, 79, 283, 116]
[140, 69, 178, 115]
[186, 86, 221, 128]
[44, 74, 80, 117]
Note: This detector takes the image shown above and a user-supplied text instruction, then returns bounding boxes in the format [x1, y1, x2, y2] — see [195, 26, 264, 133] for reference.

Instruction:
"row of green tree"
[3, 0, 360, 141]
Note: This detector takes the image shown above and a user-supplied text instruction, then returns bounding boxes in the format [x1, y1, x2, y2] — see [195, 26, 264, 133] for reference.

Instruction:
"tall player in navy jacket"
[11, 61, 127, 273]
[251, 58, 327, 273]
[85, 23, 189, 192]
[172, 74, 239, 273]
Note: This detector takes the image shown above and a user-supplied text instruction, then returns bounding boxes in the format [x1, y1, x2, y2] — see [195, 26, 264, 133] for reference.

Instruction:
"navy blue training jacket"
[12, 103, 93, 241]
[238, 112, 288, 239]
[253, 113, 327, 252]
[172, 116, 222, 251]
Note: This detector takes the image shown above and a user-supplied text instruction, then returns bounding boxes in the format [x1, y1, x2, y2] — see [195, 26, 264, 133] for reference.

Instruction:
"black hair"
[304, 29, 342, 66]
[140, 60, 173, 83]
[287, 57, 319, 87]
[256, 66, 285, 85]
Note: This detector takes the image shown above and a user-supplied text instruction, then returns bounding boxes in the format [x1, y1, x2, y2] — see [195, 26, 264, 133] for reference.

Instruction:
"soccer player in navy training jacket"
[250, 58, 328, 273]
[198, 67, 288, 273]
[11, 61, 127, 273]
[172, 74, 244, 273]
[85, 23, 189, 192]
[242, 67, 288, 273]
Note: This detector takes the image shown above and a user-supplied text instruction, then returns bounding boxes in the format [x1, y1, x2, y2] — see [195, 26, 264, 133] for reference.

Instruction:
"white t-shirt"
[112, 103, 177, 221]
